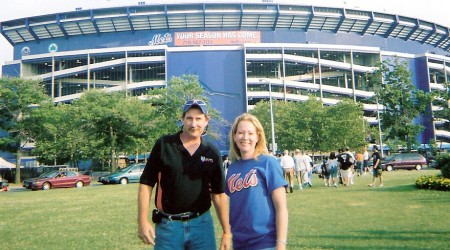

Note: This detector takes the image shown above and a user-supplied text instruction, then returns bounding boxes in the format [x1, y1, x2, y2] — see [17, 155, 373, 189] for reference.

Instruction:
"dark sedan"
[30, 170, 91, 190]
[380, 153, 427, 171]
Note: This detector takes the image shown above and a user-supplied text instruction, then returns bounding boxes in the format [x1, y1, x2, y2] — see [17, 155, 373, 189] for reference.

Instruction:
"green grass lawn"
[1, 170, 449, 249]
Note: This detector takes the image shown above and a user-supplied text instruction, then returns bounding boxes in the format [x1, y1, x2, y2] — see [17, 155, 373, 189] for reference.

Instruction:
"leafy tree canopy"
[373, 58, 434, 151]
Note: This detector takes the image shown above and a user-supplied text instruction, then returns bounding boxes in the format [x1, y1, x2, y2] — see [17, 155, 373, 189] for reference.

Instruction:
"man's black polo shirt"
[140, 132, 225, 214]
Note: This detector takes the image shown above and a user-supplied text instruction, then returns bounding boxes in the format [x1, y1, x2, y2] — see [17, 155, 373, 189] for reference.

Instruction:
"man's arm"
[137, 184, 155, 245]
[211, 193, 232, 250]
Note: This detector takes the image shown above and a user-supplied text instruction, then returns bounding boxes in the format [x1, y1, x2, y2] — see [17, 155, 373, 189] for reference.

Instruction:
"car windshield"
[384, 155, 396, 161]
[36, 172, 49, 178]
[40, 171, 59, 178]
[118, 165, 135, 173]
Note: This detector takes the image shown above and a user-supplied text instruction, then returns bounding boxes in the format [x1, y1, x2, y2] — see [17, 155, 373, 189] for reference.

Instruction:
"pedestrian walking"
[368, 145, 384, 187]
[326, 152, 339, 187]
[280, 149, 295, 193]
[293, 149, 305, 190]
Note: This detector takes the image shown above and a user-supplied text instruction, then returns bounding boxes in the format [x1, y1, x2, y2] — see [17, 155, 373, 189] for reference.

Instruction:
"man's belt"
[158, 209, 206, 221]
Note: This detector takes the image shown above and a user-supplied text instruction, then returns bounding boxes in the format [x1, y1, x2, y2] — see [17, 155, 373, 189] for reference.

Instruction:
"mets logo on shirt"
[227, 168, 258, 193]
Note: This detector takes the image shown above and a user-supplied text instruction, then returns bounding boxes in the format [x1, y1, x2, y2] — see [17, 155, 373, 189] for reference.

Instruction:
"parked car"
[30, 170, 91, 190]
[23, 172, 51, 189]
[380, 153, 427, 171]
[98, 163, 145, 185]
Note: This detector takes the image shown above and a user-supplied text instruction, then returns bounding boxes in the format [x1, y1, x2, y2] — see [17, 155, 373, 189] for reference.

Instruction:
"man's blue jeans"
[155, 210, 216, 250]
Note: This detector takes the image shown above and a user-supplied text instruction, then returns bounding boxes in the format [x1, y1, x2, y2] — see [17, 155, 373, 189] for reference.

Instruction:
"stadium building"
[1, 0, 450, 150]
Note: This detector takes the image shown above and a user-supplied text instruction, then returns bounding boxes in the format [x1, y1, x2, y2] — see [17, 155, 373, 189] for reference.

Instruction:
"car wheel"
[386, 165, 393, 172]
[120, 178, 128, 185]
[42, 182, 51, 190]
[415, 165, 422, 170]
[75, 181, 84, 188]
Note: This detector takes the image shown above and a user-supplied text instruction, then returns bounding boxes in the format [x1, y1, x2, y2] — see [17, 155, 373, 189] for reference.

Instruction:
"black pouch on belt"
[152, 209, 162, 223]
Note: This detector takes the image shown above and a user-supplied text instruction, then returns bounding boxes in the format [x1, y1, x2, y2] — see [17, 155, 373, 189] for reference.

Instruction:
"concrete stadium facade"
[1, 1, 450, 150]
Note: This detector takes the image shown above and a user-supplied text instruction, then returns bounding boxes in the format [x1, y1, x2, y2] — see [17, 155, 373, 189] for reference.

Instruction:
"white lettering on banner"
[238, 31, 258, 38]
[176, 33, 193, 39]
[148, 33, 172, 46]
[174, 31, 261, 46]
[223, 32, 237, 38]
[195, 32, 222, 39]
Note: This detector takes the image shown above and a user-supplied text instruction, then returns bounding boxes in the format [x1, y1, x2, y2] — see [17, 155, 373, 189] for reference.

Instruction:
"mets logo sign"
[148, 33, 172, 46]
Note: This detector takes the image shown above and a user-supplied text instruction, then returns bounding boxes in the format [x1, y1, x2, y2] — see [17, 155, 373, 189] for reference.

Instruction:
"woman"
[326, 152, 339, 187]
[225, 113, 288, 250]
[320, 158, 330, 186]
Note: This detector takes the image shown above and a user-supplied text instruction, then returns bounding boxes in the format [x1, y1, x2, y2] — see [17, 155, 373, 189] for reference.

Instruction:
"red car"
[31, 170, 91, 190]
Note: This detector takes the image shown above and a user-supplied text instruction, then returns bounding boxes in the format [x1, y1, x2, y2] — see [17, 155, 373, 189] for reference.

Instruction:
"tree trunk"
[14, 149, 22, 184]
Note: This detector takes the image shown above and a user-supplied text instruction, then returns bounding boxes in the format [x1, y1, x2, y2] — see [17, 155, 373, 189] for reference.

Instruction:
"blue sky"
[1, 0, 449, 76]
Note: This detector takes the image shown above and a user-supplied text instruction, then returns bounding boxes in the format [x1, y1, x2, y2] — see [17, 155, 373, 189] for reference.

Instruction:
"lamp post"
[376, 97, 384, 158]
[260, 79, 277, 152]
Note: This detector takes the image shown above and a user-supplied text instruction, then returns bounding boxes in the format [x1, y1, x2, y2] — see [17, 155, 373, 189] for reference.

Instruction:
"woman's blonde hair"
[229, 113, 269, 162]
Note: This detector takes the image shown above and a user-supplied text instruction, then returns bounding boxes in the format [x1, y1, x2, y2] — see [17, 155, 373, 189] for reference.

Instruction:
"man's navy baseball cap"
[183, 99, 208, 115]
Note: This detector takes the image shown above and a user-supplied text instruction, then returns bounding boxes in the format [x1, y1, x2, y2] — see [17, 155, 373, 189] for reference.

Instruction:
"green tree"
[25, 102, 77, 165]
[0, 78, 50, 183]
[305, 98, 327, 152]
[21, 74, 222, 173]
[269, 100, 314, 151]
[250, 97, 366, 153]
[248, 100, 275, 150]
[374, 58, 434, 151]
[146, 75, 227, 143]
[326, 99, 367, 151]
[73, 90, 158, 172]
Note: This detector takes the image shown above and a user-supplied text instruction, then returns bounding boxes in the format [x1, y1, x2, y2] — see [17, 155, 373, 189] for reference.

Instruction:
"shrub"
[416, 174, 450, 191]
[435, 153, 450, 178]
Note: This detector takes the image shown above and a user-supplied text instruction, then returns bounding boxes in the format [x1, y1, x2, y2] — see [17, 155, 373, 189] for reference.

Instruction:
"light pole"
[260, 79, 277, 152]
[376, 97, 384, 158]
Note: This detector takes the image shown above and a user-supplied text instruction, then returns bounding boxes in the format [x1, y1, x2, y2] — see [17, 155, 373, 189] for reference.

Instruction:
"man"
[300, 151, 313, 187]
[280, 149, 295, 193]
[337, 147, 355, 187]
[293, 149, 305, 190]
[368, 145, 384, 187]
[304, 152, 313, 187]
[355, 150, 364, 177]
[363, 146, 370, 175]
[137, 99, 231, 250]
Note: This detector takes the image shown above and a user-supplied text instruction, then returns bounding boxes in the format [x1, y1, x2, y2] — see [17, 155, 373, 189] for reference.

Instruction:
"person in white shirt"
[293, 149, 305, 190]
[303, 152, 313, 187]
[363, 146, 370, 175]
[280, 150, 295, 193]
